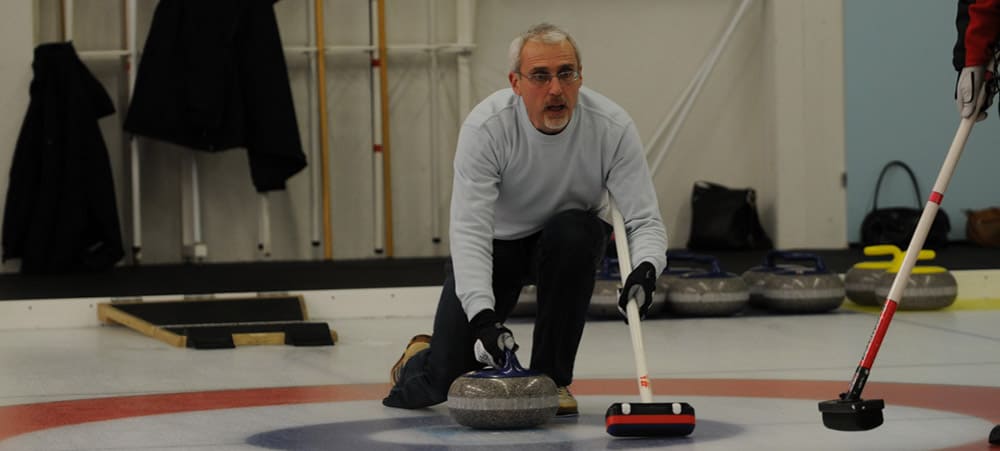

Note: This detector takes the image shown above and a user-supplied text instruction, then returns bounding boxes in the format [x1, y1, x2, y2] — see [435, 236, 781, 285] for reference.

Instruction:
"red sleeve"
[966, 0, 1000, 66]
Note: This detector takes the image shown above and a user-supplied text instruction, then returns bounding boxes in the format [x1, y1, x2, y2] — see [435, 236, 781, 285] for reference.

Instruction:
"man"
[954, 3, 1000, 445]
[382, 23, 667, 416]
[955, 0, 1000, 121]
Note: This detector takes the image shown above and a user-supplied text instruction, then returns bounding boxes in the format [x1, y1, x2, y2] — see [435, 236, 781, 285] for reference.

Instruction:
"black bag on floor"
[687, 181, 773, 250]
[860, 161, 951, 249]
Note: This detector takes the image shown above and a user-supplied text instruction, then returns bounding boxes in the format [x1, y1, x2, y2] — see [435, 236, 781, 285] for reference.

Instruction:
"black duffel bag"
[687, 181, 773, 250]
[860, 161, 950, 249]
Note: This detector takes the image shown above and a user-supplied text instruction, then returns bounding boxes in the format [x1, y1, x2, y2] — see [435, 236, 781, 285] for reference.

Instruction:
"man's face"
[509, 39, 582, 134]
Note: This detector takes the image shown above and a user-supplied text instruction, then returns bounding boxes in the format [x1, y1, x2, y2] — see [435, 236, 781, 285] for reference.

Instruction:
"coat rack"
[57, 0, 480, 264]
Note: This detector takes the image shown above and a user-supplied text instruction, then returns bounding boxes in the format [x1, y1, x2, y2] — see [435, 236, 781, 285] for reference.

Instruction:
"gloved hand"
[617, 261, 657, 321]
[470, 309, 518, 368]
[956, 65, 992, 121]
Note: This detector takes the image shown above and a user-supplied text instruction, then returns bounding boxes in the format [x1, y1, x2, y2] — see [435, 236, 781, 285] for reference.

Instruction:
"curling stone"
[588, 257, 667, 318]
[666, 255, 749, 317]
[588, 257, 622, 317]
[509, 285, 537, 317]
[844, 245, 935, 306]
[872, 264, 957, 311]
[447, 350, 558, 429]
[742, 251, 808, 309]
[655, 250, 702, 296]
[759, 253, 845, 314]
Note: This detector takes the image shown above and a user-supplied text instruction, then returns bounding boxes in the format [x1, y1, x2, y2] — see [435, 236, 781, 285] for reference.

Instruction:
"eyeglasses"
[517, 70, 580, 86]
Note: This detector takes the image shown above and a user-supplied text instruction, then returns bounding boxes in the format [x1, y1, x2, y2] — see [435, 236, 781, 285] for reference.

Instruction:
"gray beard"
[543, 114, 570, 132]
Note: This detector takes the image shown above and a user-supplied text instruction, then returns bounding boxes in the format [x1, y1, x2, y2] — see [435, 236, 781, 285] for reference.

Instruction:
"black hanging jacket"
[2, 42, 125, 274]
[123, 0, 306, 192]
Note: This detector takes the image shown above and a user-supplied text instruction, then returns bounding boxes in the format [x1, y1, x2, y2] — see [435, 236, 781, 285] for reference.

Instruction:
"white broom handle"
[610, 197, 654, 403]
[859, 115, 974, 372]
[882, 71, 986, 309]
[884, 117, 973, 308]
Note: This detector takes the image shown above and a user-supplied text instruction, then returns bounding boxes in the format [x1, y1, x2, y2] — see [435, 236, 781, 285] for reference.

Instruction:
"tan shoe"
[556, 386, 579, 416]
[390, 334, 431, 385]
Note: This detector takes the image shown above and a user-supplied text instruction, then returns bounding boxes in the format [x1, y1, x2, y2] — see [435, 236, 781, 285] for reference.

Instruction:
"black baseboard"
[0, 257, 450, 301]
[1, 243, 996, 301]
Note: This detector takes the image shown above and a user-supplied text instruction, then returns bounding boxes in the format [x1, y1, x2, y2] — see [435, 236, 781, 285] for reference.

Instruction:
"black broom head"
[818, 398, 885, 431]
[606, 402, 695, 437]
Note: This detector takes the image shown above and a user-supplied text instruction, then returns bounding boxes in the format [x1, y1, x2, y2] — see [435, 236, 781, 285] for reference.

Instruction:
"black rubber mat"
[113, 296, 306, 325]
[100, 296, 336, 349]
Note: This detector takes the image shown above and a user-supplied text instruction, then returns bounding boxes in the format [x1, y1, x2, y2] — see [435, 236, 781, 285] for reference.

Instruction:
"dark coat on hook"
[2, 42, 125, 274]
[124, 0, 306, 193]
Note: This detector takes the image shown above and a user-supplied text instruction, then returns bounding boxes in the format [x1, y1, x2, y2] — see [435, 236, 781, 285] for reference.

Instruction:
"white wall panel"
[0, 0, 848, 272]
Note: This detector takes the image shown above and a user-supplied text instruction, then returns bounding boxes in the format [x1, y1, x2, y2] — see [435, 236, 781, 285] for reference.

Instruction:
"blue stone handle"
[467, 349, 541, 378]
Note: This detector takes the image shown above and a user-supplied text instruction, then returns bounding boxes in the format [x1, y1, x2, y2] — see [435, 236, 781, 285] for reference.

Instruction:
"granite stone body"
[447, 352, 558, 429]
[666, 272, 749, 316]
[588, 279, 667, 318]
[872, 270, 957, 310]
[844, 267, 886, 306]
[759, 268, 845, 313]
[743, 264, 807, 308]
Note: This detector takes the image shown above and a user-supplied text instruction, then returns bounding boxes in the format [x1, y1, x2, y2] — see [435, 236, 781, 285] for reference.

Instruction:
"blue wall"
[845, 0, 1000, 244]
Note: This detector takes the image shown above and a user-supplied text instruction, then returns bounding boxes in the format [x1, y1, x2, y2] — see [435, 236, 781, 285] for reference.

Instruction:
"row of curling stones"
[515, 248, 756, 319]
[590, 251, 749, 318]
[511, 237, 631, 318]
[508, 271, 663, 318]
[447, 349, 559, 429]
[745, 252, 845, 313]
[661, 251, 749, 317]
[846, 245, 957, 310]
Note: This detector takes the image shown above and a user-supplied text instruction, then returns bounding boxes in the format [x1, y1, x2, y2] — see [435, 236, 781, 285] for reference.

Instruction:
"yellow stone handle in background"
[855, 245, 936, 271]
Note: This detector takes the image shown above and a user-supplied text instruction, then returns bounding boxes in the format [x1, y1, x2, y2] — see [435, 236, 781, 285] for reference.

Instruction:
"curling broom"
[819, 105, 979, 431]
[605, 197, 696, 437]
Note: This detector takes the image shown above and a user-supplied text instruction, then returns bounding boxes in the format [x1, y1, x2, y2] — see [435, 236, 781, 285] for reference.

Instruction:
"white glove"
[957, 65, 989, 121]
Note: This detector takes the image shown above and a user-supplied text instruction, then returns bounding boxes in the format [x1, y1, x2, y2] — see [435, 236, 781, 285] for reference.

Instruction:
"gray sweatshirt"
[450, 86, 667, 319]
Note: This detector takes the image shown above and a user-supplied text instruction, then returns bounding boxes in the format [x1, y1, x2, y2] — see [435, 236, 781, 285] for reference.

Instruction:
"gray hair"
[507, 23, 581, 74]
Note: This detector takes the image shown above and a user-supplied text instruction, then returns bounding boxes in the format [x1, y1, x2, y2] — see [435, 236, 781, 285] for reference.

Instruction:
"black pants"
[383, 209, 611, 409]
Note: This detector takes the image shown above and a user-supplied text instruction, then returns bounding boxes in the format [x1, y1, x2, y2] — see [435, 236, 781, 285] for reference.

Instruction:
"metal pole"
[177, 151, 206, 262]
[427, 0, 441, 245]
[125, 0, 142, 264]
[257, 193, 271, 258]
[456, 0, 475, 119]
[369, 0, 385, 255]
[60, 0, 74, 42]
[377, 0, 394, 256]
[315, 0, 333, 259]
[307, 0, 322, 258]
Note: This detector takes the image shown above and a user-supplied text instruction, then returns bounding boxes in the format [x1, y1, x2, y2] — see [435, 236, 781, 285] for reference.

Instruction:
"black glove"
[470, 309, 518, 368]
[617, 261, 657, 321]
